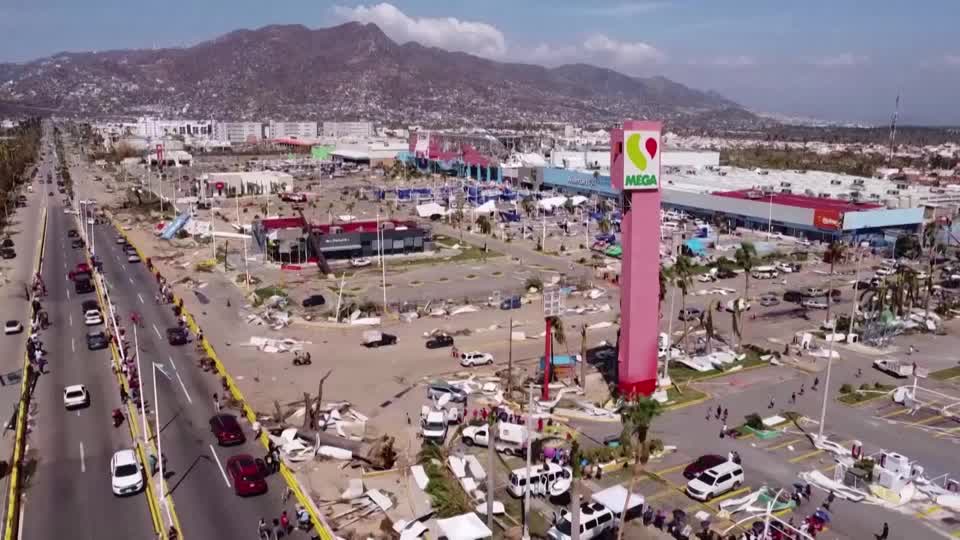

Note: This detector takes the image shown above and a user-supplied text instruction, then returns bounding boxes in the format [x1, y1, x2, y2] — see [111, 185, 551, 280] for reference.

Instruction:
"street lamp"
[151, 361, 172, 499]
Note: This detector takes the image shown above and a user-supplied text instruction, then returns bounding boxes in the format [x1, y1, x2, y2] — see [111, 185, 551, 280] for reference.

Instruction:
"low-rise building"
[322, 121, 374, 139]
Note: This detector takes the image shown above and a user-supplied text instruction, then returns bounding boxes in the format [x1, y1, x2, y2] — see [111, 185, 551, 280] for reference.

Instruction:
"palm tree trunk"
[681, 294, 688, 354]
[570, 476, 581, 540]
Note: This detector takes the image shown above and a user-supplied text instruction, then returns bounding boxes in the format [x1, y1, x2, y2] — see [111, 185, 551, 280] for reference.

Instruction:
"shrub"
[839, 383, 854, 394]
[524, 276, 544, 292]
[859, 383, 872, 391]
[744, 413, 764, 430]
[873, 382, 885, 390]
[648, 438, 664, 454]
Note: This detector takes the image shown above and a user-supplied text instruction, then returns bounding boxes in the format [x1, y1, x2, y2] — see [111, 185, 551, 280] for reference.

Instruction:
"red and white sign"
[813, 209, 843, 230]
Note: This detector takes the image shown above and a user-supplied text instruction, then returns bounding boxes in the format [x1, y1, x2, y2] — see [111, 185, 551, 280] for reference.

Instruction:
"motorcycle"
[112, 408, 125, 428]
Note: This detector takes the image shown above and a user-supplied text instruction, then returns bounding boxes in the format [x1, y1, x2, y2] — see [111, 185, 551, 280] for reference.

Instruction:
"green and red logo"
[623, 130, 661, 191]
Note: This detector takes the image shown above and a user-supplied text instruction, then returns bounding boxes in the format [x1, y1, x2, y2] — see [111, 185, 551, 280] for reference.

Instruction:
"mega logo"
[623, 131, 661, 191]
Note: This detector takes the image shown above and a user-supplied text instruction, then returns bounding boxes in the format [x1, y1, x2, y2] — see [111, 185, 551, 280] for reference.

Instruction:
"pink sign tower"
[610, 120, 663, 397]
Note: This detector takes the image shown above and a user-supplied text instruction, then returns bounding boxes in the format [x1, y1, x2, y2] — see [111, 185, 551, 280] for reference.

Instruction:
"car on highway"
[805, 287, 826, 297]
[81, 299, 99, 313]
[678, 308, 702, 321]
[74, 278, 94, 294]
[47, 191, 53, 197]
[682, 454, 728, 480]
[166, 327, 189, 346]
[426, 334, 454, 349]
[86, 330, 109, 350]
[210, 414, 246, 446]
[67, 229, 79, 238]
[63, 384, 90, 409]
[759, 293, 780, 307]
[110, 449, 144, 496]
[127, 253, 141, 263]
[459, 351, 494, 367]
[1, 238, 12, 248]
[71, 239, 84, 249]
[801, 298, 828, 310]
[783, 290, 805, 303]
[4, 320, 22, 335]
[301, 294, 325, 308]
[0, 248, 15, 259]
[875, 267, 895, 277]
[226, 454, 268, 497]
[715, 268, 737, 280]
[426, 381, 467, 403]
[84, 309, 103, 326]
[115, 235, 126, 245]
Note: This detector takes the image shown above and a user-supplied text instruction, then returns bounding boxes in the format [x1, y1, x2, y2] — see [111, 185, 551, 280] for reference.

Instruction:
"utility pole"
[818, 271, 838, 442]
[486, 411, 495, 531]
[521, 384, 533, 540]
[507, 317, 513, 395]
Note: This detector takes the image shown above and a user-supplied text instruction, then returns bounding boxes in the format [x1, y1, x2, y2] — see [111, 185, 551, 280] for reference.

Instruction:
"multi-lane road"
[19, 126, 302, 539]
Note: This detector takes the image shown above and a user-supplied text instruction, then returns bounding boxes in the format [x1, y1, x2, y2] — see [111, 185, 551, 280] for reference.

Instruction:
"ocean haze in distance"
[1, 0, 956, 126]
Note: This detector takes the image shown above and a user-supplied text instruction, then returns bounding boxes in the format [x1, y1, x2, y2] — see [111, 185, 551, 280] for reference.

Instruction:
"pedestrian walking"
[706, 407, 711, 421]
[716, 404, 722, 419]
[280, 511, 290, 533]
[273, 518, 285, 539]
[258, 518, 270, 539]
[722, 408, 728, 422]
[768, 396, 775, 409]
[790, 392, 796, 404]
[856, 368, 863, 378]
[120, 387, 128, 405]
[213, 393, 221, 412]
[813, 376, 820, 390]
[799, 384, 805, 396]
[720, 424, 727, 439]
[876, 522, 889, 540]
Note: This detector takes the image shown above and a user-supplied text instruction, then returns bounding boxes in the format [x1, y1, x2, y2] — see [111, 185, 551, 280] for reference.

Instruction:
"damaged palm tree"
[364, 436, 397, 470]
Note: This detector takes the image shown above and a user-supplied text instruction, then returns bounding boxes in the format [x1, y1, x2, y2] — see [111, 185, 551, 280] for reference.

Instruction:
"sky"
[1, 0, 958, 125]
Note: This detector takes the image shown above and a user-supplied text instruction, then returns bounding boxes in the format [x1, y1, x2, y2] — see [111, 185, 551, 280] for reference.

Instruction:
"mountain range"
[0, 22, 762, 129]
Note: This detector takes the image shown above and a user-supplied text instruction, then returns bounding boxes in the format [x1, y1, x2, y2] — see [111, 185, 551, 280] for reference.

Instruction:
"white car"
[875, 267, 895, 276]
[3, 320, 23, 335]
[724, 299, 751, 312]
[110, 449, 144, 496]
[802, 299, 828, 310]
[115, 236, 126, 244]
[127, 253, 141, 263]
[84, 309, 103, 326]
[63, 384, 90, 409]
[459, 351, 494, 367]
[350, 257, 372, 267]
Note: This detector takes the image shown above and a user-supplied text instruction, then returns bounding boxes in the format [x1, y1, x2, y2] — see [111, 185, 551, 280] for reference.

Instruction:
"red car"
[227, 454, 268, 496]
[209, 414, 246, 446]
[683, 454, 728, 480]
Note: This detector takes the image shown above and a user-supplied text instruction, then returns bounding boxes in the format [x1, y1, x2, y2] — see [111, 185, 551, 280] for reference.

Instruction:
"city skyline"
[1, 1, 957, 125]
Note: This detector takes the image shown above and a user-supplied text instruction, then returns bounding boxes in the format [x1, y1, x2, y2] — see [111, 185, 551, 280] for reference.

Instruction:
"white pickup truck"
[873, 358, 914, 378]
[462, 422, 529, 456]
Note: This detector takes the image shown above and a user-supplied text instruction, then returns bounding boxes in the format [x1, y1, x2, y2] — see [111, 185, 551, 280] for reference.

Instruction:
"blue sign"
[542, 168, 618, 197]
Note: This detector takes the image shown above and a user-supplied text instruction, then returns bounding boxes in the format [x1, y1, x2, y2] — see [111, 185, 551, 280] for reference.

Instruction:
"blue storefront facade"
[541, 168, 617, 199]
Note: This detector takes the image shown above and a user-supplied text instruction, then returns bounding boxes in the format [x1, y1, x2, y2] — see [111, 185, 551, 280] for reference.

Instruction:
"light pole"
[818, 272, 838, 442]
[152, 362, 167, 498]
[849, 248, 863, 339]
[521, 383, 533, 540]
[133, 325, 148, 438]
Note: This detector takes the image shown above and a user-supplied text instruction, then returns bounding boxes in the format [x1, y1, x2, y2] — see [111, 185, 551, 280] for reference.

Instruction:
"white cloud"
[810, 53, 869, 67]
[945, 55, 960, 66]
[333, 3, 507, 58]
[567, 2, 669, 16]
[582, 34, 665, 66]
[709, 55, 756, 67]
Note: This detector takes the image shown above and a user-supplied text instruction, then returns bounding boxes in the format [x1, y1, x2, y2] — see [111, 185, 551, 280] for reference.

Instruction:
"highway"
[22, 124, 155, 539]
[88, 198, 297, 535]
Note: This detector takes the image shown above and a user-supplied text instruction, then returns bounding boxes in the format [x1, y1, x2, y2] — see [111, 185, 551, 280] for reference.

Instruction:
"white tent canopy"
[538, 196, 568, 211]
[417, 202, 449, 218]
[435, 513, 492, 540]
[591, 485, 645, 516]
[473, 200, 497, 215]
[569, 195, 589, 206]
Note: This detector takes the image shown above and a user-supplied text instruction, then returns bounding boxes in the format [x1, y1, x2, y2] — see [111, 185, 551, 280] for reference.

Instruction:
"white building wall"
[214, 122, 262, 143]
[322, 121, 374, 139]
[269, 121, 318, 140]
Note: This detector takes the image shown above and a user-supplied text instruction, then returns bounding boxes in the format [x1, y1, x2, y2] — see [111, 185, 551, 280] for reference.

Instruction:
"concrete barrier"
[3, 208, 46, 540]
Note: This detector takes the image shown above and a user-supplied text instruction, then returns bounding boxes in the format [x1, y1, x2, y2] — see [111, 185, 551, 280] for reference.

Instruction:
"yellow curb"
[916, 505, 941, 519]
[655, 463, 689, 476]
[951, 529, 960, 537]
[766, 438, 804, 451]
[4, 208, 46, 540]
[711, 486, 751, 504]
[664, 390, 713, 412]
[935, 426, 960, 439]
[789, 449, 824, 463]
[880, 408, 910, 419]
[911, 415, 945, 426]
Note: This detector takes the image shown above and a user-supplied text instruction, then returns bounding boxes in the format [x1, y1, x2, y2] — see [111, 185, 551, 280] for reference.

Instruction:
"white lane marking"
[128, 277, 134, 285]
[121, 264, 126, 271]
[18, 499, 25, 540]
[80, 442, 86, 472]
[71, 339, 75, 353]
[153, 324, 162, 339]
[137, 293, 144, 304]
[208, 445, 231, 487]
[66, 290, 70, 300]
[69, 314, 73, 327]
[115, 255, 119, 262]
[168, 356, 192, 404]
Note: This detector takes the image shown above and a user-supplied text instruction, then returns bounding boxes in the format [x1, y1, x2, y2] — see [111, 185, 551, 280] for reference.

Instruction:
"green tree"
[616, 398, 662, 540]
[734, 242, 757, 347]
[824, 241, 845, 322]
[673, 255, 694, 353]
[598, 217, 612, 234]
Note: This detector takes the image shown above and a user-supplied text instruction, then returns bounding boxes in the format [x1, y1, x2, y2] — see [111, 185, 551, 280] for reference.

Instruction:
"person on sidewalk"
[876, 522, 888, 540]
[258, 518, 270, 539]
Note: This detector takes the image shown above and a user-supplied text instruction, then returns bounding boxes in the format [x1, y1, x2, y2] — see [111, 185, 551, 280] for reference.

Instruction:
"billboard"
[813, 209, 843, 230]
[622, 130, 661, 191]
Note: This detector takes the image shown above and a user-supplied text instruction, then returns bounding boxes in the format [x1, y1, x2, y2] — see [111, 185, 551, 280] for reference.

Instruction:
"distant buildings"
[214, 122, 262, 144]
[136, 117, 214, 138]
[268, 121, 317, 140]
[322, 121, 374, 139]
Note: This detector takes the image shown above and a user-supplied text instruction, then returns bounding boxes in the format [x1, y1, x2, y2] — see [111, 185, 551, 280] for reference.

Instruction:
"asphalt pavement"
[21, 129, 155, 539]
[90, 220, 300, 539]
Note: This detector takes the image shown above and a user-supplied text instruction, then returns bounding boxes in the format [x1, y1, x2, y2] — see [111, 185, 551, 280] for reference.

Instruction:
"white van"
[547, 502, 616, 540]
[507, 462, 571, 498]
[751, 266, 779, 279]
[685, 461, 744, 501]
